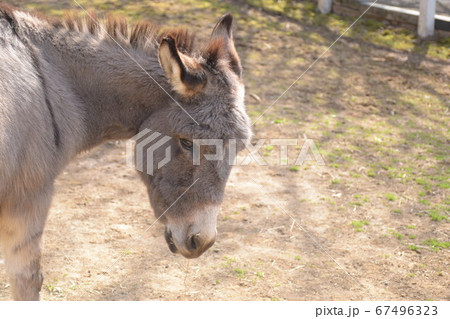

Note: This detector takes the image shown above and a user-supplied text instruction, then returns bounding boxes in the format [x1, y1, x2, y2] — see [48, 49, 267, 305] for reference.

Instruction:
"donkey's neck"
[67, 45, 168, 150]
[27, 19, 172, 152]
[61, 37, 170, 150]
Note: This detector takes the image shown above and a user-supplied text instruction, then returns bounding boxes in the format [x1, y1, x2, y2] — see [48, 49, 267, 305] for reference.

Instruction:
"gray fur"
[0, 7, 251, 300]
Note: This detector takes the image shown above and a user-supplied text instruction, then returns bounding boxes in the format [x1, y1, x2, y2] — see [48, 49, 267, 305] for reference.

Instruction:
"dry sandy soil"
[0, 0, 449, 300]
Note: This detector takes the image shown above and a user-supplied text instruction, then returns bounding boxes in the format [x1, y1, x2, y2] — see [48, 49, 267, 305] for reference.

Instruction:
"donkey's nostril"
[165, 228, 178, 253]
[187, 234, 200, 251]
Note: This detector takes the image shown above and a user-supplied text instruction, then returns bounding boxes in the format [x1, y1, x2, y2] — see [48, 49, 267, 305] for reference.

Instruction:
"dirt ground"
[0, 0, 449, 300]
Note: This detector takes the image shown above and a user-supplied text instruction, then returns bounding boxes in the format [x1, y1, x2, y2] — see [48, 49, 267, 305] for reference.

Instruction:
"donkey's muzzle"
[185, 232, 216, 257]
[164, 226, 216, 259]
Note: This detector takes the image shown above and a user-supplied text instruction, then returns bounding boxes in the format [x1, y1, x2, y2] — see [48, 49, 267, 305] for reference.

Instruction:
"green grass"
[350, 201, 363, 206]
[429, 210, 448, 222]
[390, 230, 404, 240]
[245, 0, 450, 60]
[353, 194, 369, 202]
[233, 268, 246, 278]
[385, 193, 396, 201]
[416, 178, 432, 190]
[423, 239, 450, 252]
[351, 220, 369, 232]
[223, 256, 236, 268]
[418, 199, 431, 205]
[437, 181, 450, 189]
[289, 166, 300, 172]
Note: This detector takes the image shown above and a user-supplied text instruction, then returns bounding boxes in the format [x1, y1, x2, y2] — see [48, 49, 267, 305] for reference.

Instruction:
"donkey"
[0, 5, 251, 300]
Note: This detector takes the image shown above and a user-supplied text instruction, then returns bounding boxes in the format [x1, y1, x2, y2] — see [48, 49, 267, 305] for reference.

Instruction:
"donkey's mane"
[60, 12, 197, 54]
[0, 4, 197, 54]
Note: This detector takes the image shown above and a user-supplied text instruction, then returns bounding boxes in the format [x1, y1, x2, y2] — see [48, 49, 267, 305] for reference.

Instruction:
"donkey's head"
[137, 14, 251, 258]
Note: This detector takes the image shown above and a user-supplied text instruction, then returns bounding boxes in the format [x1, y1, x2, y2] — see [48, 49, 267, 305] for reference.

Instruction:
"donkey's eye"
[180, 138, 193, 151]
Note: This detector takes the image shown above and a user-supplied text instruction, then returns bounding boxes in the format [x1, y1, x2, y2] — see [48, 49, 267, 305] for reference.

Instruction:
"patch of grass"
[367, 169, 376, 178]
[429, 210, 448, 222]
[233, 268, 246, 278]
[418, 199, 431, 205]
[409, 234, 416, 239]
[350, 201, 363, 206]
[245, 0, 450, 60]
[392, 209, 402, 214]
[223, 256, 236, 267]
[437, 181, 449, 189]
[331, 178, 341, 185]
[408, 245, 419, 251]
[45, 279, 62, 296]
[294, 255, 301, 261]
[45, 283, 56, 293]
[289, 166, 300, 172]
[406, 225, 416, 229]
[385, 193, 396, 201]
[423, 239, 450, 252]
[352, 194, 370, 202]
[351, 220, 369, 232]
[390, 230, 404, 240]
[416, 178, 432, 190]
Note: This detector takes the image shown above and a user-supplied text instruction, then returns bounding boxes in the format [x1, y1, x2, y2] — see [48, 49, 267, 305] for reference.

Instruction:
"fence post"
[318, 0, 333, 14]
[418, 0, 436, 38]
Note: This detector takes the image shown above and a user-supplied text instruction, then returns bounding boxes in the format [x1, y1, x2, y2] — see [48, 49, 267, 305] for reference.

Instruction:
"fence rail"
[317, 0, 439, 37]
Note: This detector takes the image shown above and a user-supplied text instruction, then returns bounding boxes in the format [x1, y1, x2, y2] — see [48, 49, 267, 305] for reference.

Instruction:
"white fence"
[317, 0, 438, 37]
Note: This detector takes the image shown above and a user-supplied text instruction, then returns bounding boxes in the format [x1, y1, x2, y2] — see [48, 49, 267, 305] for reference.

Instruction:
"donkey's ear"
[210, 13, 242, 77]
[159, 36, 206, 97]
[211, 13, 234, 40]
